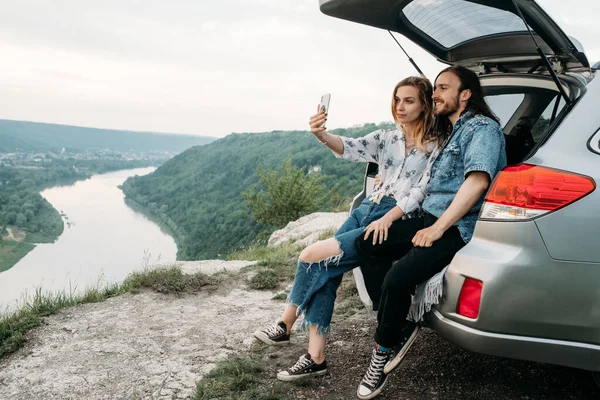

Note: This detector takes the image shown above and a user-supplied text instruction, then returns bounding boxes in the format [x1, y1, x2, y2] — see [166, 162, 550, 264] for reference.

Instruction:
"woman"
[254, 76, 442, 381]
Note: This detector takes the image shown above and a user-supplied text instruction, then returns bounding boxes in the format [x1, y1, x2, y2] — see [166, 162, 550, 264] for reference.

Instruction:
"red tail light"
[456, 278, 483, 319]
[481, 164, 595, 220]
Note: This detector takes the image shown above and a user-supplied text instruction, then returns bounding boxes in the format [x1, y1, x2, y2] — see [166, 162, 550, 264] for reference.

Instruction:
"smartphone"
[319, 93, 331, 127]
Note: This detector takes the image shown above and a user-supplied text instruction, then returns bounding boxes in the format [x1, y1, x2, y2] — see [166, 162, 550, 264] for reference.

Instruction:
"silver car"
[319, 0, 600, 387]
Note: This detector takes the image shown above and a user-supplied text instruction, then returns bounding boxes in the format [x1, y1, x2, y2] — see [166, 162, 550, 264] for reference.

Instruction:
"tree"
[242, 157, 334, 228]
[15, 212, 27, 226]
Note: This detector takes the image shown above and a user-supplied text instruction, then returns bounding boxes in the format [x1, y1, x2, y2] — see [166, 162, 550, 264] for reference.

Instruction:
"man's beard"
[434, 95, 460, 116]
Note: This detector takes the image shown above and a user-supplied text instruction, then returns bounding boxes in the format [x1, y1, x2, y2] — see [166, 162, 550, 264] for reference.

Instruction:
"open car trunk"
[319, 0, 589, 73]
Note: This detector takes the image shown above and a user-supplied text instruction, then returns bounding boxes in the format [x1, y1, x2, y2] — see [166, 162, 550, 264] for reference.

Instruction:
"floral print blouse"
[334, 128, 440, 218]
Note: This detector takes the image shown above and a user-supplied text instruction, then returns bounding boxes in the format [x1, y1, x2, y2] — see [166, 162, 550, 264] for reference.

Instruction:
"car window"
[531, 95, 567, 142]
[402, 0, 529, 48]
[484, 94, 525, 128]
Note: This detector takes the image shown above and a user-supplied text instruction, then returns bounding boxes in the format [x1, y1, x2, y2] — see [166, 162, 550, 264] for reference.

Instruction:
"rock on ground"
[0, 265, 282, 400]
[267, 212, 348, 247]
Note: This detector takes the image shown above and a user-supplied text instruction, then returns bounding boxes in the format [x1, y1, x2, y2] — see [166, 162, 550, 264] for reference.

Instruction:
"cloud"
[0, 0, 598, 137]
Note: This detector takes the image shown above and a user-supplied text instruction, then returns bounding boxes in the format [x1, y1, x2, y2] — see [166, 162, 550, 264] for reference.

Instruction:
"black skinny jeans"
[355, 213, 466, 348]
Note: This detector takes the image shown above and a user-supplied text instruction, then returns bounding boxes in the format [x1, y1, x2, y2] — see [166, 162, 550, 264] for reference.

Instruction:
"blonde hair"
[391, 76, 435, 152]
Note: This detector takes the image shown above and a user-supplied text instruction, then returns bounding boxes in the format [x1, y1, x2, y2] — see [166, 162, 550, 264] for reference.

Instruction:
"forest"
[121, 122, 395, 260]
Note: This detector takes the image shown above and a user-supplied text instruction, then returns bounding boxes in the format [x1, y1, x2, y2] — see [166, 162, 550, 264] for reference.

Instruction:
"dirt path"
[2, 227, 26, 243]
[3, 228, 16, 242]
[0, 286, 284, 400]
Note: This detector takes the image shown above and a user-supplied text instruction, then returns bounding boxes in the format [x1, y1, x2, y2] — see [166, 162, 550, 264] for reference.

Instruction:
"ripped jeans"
[287, 196, 397, 336]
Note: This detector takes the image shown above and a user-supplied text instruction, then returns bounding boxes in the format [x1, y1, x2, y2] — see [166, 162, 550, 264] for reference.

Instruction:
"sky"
[0, 0, 598, 138]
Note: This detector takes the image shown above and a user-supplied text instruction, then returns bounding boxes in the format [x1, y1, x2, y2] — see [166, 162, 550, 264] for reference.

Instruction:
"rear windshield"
[531, 95, 567, 142]
[485, 94, 525, 128]
[402, 0, 528, 48]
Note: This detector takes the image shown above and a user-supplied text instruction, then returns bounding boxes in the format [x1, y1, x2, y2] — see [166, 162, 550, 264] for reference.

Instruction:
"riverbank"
[0, 241, 35, 273]
[0, 161, 166, 273]
[0, 167, 178, 309]
[0, 225, 62, 272]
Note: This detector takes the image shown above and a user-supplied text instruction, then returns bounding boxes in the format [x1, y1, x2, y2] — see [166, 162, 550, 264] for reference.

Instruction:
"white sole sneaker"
[356, 376, 388, 400]
[253, 330, 290, 346]
[383, 326, 420, 374]
[276, 368, 328, 381]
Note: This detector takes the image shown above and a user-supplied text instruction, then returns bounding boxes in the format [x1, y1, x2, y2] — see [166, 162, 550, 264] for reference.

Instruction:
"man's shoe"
[253, 321, 290, 346]
[356, 346, 390, 400]
[276, 353, 328, 381]
[383, 322, 420, 374]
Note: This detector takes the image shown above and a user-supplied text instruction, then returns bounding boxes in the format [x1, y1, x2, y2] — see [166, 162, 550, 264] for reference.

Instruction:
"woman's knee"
[299, 239, 341, 263]
[300, 244, 324, 263]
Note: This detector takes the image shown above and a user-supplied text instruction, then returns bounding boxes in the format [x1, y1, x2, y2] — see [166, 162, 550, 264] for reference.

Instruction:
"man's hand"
[412, 225, 443, 247]
[413, 171, 491, 247]
[364, 215, 393, 245]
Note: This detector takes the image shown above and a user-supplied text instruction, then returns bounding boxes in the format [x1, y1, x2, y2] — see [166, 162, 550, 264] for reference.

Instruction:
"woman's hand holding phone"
[309, 93, 344, 155]
[309, 107, 328, 142]
[309, 93, 330, 143]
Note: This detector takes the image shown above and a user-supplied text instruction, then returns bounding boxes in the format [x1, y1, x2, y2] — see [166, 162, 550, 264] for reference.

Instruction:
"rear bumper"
[427, 308, 600, 372]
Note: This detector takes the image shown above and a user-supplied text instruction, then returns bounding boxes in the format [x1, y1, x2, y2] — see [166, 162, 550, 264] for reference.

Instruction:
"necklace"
[404, 130, 416, 154]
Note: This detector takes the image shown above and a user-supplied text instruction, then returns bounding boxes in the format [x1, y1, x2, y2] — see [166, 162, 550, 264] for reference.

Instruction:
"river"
[0, 167, 177, 310]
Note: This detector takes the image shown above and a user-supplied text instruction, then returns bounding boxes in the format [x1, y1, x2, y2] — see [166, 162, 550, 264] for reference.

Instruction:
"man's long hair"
[436, 66, 500, 124]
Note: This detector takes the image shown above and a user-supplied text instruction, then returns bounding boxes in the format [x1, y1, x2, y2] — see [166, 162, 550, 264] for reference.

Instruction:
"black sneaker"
[276, 353, 328, 381]
[383, 322, 420, 374]
[254, 321, 290, 346]
[356, 346, 390, 399]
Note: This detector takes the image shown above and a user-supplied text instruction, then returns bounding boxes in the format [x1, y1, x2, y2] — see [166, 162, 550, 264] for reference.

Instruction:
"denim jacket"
[422, 111, 507, 243]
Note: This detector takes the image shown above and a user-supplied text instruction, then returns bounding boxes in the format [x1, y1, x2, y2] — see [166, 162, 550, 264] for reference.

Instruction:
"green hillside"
[0, 119, 215, 152]
[121, 122, 394, 260]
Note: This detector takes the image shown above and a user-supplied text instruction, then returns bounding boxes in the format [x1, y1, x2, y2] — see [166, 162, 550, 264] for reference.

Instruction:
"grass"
[316, 228, 337, 241]
[24, 231, 60, 244]
[229, 243, 302, 291]
[126, 266, 217, 294]
[271, 292, 288, 301]
[249, 269, 279, 290]
[195, 355, 286, 400]
[0, 266, 218, 360]
[339, 274, 359, 300]
[334, 273, 365, 319]
[335, 295, 365, 318]
[0, 240, 36, 272]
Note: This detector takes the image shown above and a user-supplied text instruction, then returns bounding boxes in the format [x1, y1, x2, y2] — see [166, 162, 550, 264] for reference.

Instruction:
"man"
[354, 65, 507, 400]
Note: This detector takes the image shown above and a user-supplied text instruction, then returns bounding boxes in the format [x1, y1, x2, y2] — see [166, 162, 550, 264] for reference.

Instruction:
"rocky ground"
[0, 278, 281, 400]
[1, 277, 599, 400]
